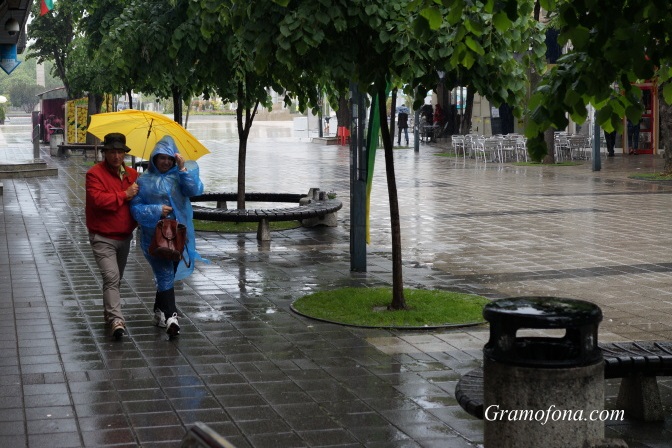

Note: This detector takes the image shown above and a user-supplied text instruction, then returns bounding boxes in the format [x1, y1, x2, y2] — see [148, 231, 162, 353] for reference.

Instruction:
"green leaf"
[365, 4, 378, 16]
[563, 88, 582, 107]
[461, 51, 476, 69]
[316, 12, 330, 25]
[492, 12, 512, 33]
[420, 7, 443, 30]
[380, 30, 389, 43]
[596, 105, 614, 131]
[446, 2, 464, 25]
[465, 36, 485, 56]
[565, 26, 590, 49]
[663, 83, 672, 105]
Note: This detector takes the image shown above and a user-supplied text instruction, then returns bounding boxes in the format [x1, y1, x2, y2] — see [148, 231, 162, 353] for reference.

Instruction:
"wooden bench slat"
[456, 341, 672, 420]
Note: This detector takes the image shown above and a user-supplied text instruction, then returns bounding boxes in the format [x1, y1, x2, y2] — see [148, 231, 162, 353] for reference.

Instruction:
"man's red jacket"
[86, 161, 139, 240]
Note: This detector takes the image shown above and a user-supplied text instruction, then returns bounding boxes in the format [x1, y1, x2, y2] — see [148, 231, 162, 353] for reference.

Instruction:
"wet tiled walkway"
[1, 117, 672, 447]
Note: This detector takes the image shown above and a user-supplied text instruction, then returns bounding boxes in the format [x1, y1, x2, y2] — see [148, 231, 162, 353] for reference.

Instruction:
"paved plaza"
[1, 117, 672, 447]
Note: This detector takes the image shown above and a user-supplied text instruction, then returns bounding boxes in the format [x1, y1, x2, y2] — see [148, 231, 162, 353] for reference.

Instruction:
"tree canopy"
[520, 0, 672, 163]
[27, 0, 82, 98]
[250, 0, 546, 308]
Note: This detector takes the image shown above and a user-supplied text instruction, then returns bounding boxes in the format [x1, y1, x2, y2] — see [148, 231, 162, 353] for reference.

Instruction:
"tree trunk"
[460, 87, 475, 134]
[658, 81, 672, 174]
[172, 86, 182, 126]
[86, 93, 104, 145]
[533, 0, 557, 164]
[235, 80, 260, 210]
[336, 95, 351, 129]
[127, 89, 133, 110]
[390, 88, 397, 148]
[542, 128, 556, 164]
[377, 85, 407, 311]
[184, 96, 191, 129]
[527, 61, 555, 163]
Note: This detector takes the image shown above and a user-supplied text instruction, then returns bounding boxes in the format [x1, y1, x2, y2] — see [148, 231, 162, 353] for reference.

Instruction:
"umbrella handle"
[147, 118, 153, 139]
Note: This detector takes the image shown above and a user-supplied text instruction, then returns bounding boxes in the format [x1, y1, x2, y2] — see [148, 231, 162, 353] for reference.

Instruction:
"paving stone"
[1, 117, 671, 446]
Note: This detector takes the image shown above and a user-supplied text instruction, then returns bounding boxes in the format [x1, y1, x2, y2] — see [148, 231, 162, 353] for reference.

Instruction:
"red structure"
[35, 87, 66, 143]
[623, 82, 657, 155]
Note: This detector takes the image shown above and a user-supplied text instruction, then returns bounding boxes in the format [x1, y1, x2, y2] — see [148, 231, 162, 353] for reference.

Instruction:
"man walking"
[85, 133, 139, 340]
[397, 104, 409, 146]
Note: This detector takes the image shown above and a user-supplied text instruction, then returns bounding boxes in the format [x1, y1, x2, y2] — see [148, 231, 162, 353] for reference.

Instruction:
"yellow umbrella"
[87, 110, 210, 160]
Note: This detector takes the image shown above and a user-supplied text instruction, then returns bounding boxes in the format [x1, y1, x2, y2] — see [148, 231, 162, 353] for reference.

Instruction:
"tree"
[99, 1, 211, 124]
[27, 0, 83, 98]
[0, 54, 61, 94]
[187, 1, 300, 209]
[7, 80, 43, 113]
[524, 0, 672, 171]
[268, 0, 544, 309]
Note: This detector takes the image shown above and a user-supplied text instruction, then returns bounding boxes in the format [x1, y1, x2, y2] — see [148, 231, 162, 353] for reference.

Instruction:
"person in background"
[433, 103, 444, 127]
[52, 116, 63, 129]
[44, 115, 54, 143]
[85, 133, 139, 340]
[130, 136, 204, 337]
[397, 104, 409, 146]
[627, 118, 641, 155]
[604, 129, 616, 157]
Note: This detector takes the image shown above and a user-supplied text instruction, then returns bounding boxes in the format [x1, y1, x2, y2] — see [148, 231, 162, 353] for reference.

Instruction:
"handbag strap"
[167, 192, 192, 268]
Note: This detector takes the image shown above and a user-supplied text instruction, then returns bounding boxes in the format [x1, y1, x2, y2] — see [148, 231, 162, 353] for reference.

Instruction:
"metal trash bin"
[49, 128, 64, 156]
[483, 296, 604, 448]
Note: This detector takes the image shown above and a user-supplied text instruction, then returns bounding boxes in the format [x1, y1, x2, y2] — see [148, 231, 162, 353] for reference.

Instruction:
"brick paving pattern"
[1, 116, 671, 447]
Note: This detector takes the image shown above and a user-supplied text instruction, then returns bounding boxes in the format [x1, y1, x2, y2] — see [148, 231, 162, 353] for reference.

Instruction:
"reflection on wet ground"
[1, 115, 671, 447]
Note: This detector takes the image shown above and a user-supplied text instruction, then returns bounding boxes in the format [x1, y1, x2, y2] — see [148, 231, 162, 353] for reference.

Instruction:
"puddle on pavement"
[191, 309, 233, 322]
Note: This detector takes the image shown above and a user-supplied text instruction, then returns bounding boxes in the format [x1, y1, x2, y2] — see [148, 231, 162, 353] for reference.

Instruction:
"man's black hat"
[102, 133, 131, 152]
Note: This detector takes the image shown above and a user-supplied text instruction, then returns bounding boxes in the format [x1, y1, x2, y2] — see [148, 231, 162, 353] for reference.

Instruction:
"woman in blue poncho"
[130, 136, 204, 336]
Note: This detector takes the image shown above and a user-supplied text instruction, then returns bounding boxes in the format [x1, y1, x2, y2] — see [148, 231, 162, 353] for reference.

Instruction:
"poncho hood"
[148, 136, 180, 174]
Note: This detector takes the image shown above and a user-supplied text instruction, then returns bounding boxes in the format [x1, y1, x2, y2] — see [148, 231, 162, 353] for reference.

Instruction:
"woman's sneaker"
[166, 313, 180, 337]
[153, 309, 166, 328]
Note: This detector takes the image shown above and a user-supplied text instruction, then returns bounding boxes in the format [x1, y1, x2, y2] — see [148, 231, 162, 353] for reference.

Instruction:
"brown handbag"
[149, 219, 189, 266]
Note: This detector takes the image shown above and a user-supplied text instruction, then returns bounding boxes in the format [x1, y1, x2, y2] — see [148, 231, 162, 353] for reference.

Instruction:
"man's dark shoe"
[111, 320, 125, 340]
[607, 152, 615, 157]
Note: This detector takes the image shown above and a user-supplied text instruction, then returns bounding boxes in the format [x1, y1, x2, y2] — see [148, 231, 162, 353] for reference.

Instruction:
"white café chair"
[452, 135, 467, 158]
[486, 137, 505, 162]
[568, 135, 591, 160]
[554, 132, 571, 161]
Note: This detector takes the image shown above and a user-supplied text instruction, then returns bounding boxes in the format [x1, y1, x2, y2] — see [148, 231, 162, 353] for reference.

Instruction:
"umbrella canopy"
[396, 105, 410, 114]
[87, 110, 210, 161]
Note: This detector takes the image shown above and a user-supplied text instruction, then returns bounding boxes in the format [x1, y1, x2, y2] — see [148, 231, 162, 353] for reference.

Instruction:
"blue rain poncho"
[130, 136, 205, 291]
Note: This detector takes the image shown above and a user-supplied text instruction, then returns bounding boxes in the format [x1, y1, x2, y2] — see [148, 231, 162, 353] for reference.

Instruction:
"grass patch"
[193, 219, 300, 233]
[629, 173, 672, 181]
[435, 152, 459, 157]
[291, 287, 489, 328]
[512, 161, 582, 166]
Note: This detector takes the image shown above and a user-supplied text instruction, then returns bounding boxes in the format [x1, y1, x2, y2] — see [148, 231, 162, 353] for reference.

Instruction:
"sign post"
[0, 44, 21, 75]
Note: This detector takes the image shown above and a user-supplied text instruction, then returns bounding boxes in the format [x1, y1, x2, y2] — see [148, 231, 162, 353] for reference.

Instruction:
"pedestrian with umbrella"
[87, 110, 210, 161]
[85, 133, 140, 340]
[130, 136, 205, 337]
[396, 104, 410, 146]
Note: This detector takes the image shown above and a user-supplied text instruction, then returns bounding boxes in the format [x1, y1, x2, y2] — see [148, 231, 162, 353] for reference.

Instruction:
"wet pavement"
[1, 116, 672, 447]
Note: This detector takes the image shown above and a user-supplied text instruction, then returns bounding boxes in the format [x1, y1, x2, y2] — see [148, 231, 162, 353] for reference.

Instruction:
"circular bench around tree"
[190, 191, 342, 241]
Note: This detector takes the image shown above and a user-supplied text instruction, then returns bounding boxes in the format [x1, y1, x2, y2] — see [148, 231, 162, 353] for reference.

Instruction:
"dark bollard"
[483, 297, 604, 448]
